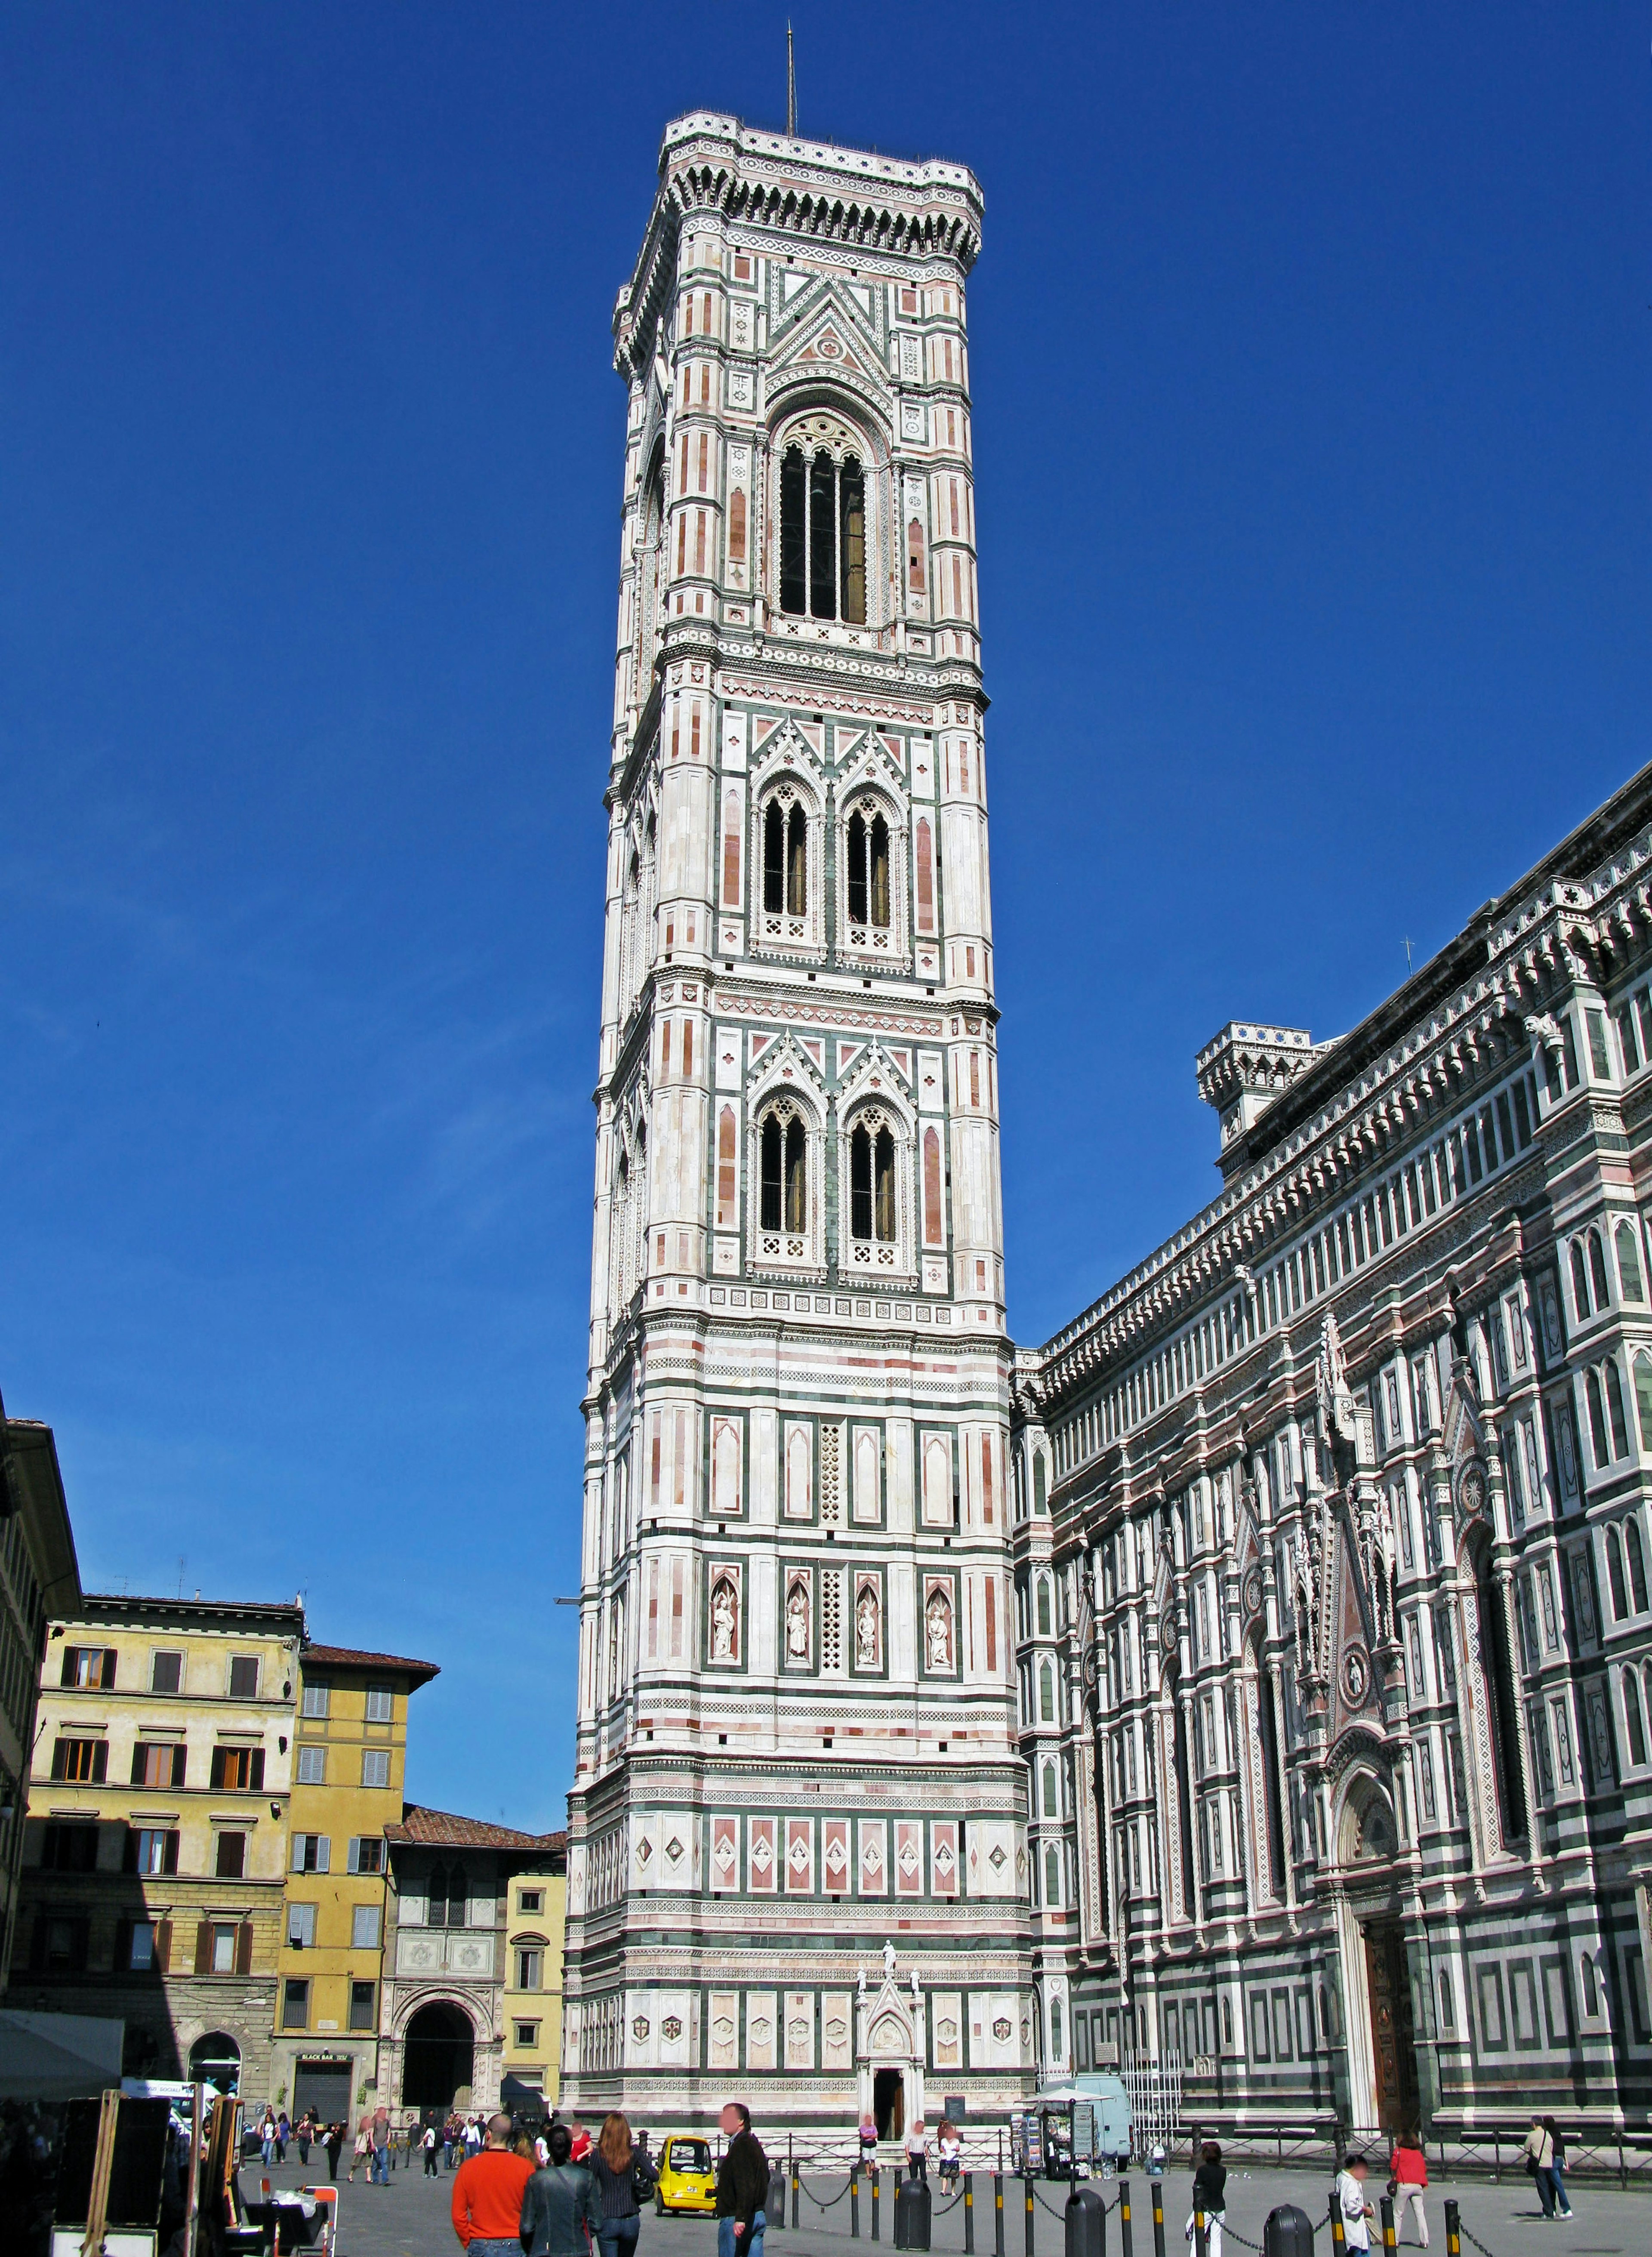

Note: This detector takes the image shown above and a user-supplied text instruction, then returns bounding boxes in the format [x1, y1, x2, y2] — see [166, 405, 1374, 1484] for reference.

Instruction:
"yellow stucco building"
[502, 1845, 567, 2110]
[270, 1642, 438, 2128]
[17, 1594, 304, 2097]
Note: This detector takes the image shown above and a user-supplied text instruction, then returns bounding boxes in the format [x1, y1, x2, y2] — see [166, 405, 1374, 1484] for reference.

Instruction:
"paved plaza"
[248, 2153, 1647, 2257]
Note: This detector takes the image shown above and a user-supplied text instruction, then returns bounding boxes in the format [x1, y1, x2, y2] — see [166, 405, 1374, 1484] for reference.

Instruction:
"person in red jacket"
[452, 2112, 535, 2254]
[1388, 2127, 1429, 2248]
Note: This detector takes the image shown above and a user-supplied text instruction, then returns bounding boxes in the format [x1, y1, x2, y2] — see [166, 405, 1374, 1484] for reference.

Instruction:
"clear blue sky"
[3, 5, 1646, 1827]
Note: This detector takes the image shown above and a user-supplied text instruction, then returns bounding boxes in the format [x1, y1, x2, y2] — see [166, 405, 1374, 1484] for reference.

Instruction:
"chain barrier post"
[1119, 2180, 1133, 2257]
[1379, 2196, 1395, 2257]
[792, 2162, 801, 2231]
[994, 2173, 1005, 2257]
[1193, 2210, 1207, 2257]
[852, 2173, 861, 2241]
[1025, 2174, 1036, 2257]
[1442, 2201, 1458, 2257]
[1328, 2188, 1346, 2257]
[1151, 2178, 1165, 2257]
[965, 2173, 975, 2256]
[872, 2164, 881, 2244]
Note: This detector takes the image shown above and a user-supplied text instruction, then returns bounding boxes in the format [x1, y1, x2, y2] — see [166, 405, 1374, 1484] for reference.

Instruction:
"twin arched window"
[849, 1121, 895, 1244]
[1607, 1516, 1649, 1619]
[760, 1112, 808, 1233]
[1572, 1227, 1614, 1318]
[780, 446, 866, 623]
[845, 810, 890, 928]
[763, 800, 807, 917]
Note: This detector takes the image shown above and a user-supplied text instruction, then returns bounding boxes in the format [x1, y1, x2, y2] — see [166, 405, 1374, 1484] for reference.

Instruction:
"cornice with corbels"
[1038, 830, 1652, 1411]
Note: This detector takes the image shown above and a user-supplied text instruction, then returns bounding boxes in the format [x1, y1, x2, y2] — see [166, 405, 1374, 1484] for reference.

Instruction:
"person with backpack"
[1522, 2118, 1558, 2220]
[520, 2122, 603, 2257]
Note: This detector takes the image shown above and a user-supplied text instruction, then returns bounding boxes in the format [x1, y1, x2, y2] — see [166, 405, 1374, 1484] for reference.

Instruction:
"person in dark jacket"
[520, 2124, 602, 2257]
[324, 2123, 343, 2182]
[588, 2113, 642, 2257]
[714, 2103, 768, 2257]
[1187, 2142, 1227, 2257]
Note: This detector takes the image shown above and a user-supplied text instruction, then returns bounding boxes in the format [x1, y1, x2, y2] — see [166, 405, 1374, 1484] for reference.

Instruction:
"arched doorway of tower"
[401, 2001, 475, 2111]
[188, 2032, 241, 2095]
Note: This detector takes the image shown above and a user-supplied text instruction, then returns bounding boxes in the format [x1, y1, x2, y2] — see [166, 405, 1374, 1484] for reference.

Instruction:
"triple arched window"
[779, 445, 866, 623]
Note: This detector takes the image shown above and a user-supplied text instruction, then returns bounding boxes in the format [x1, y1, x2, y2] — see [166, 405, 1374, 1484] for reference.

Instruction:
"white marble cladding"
[395, 1929, 497, 1981]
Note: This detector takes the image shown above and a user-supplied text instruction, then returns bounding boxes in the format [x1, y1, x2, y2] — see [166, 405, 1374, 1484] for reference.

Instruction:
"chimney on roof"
[1196, 1021, 1316, 1156]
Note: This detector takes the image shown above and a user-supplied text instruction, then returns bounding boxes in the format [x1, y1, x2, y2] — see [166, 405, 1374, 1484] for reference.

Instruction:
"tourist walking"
[1186, 2141, 1227, 2257]
[260, 2110, 277, 2168]
[858, 2117, 878, 2174]
[905, 2119, 928, 2184]
[1544, 2119, 1574, 2219]
[714, 2102, 769, 2257]
[587, 2112, 643, 2257]
[425, 2123, 442, 2177]
[521, 2123, 602, 2257]
[349, 2122, 370, 2184]
[277, 2112, 290, 2163]
[1388, 2128, 1429, 2247]
[445, 2114, 460, 2170]
[1334, 2155, 1374, 2253]
[1523, 2118, 1559, 2220]
[296, 2113, 313, 2167]
[451, 2112, 536, 2254]
[373, 2108, 391, 2186]
[324, 2123, 343, 2182]
[570, 2121, 592, 2163]
[937, 2123, 961, 2187]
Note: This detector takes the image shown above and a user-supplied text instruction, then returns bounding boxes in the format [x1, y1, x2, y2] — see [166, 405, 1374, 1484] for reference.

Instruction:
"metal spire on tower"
[786, 22, 798, 137]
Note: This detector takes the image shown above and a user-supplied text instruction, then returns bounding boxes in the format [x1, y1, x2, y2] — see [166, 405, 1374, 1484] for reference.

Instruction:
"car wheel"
[655, 2195, 665, 2217]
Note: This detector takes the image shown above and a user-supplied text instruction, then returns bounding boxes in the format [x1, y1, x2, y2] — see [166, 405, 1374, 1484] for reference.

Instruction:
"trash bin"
[894, 2177, 933, 2251]
[1065, 2184, 1106, 2257]
[1263, 2205, 1315, 2257]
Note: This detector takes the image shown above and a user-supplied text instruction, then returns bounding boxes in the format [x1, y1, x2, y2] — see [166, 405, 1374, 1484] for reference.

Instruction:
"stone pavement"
[244, 2155, 1647, 2257]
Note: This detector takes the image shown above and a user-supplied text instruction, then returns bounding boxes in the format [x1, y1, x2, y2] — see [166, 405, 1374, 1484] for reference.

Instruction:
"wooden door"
[1363, 1925, 1420, 2133]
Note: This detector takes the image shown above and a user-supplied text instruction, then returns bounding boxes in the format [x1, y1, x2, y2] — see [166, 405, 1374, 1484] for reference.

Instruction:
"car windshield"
[671, 2140, 712, 2173]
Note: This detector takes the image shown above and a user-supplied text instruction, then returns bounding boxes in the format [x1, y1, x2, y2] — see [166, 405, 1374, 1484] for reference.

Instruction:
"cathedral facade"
[561, 115, 1033, 2131]
[1009, 774, 1652, 2131]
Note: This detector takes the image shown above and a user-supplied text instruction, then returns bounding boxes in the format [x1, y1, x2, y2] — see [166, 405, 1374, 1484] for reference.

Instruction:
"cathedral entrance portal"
[873, 2067, 906, 2142]
[1362, 1924, 1420, 2134]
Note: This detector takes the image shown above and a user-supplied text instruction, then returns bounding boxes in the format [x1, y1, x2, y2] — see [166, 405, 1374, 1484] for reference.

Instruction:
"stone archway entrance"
[401, 2001, 475, 2110]
[873, 2067, 906, 2141]
[857, 1955, 924, 2153]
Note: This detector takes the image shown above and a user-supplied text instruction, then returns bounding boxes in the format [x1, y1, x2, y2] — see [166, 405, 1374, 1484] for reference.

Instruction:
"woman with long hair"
[589, 2112, 643, 2257]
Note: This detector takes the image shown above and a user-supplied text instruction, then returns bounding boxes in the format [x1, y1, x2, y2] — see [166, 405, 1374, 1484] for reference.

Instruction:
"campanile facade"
[561, 113, 1034, 2128]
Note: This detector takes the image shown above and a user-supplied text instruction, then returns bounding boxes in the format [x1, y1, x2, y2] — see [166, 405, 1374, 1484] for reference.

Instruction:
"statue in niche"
[710, 1576, 738, 1662]
[925, 1587, 954, 1671]
[856, 1585, 881, 1666]
[786, 1580, 810, 1660]
[883, 1939, 897, 1982]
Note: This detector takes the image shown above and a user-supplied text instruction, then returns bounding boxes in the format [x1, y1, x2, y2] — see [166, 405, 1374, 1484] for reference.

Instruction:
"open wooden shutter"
[234, 1922, 254, 1975]
[164, 1829, 180, 1875]
[250, 1748, 265, 1792]
[194, 1920, 212, 1974]
[102, 1648, 118, 1687]
[155, 1919, 173, 1972]
[91, 1742, 108, 1784]
[171, 1744, 187, 1788]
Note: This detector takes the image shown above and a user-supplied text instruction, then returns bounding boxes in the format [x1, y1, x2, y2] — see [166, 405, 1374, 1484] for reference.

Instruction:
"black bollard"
[1328, 2190, 1347, 2257]
[965, 2174, 975, 2257]
[852, 2175, 861, 2240]
[872, 2164, 881, 2244]
[1443, 2201, 1460, 2257]
[1261, 2205, 1315, 2257]
[769, 2165, 788, 2232]
[1193, 2210, 1207, 2257]
[1025, 2176, 1036, 2257]
[1380, 2198, 1395, 2257]
[792, 2165, 801, 2232]
[1119, 2181, 1132, 2257]
[995, 2173, 1006, 2257]
[1151, 2180, 1166, 2257]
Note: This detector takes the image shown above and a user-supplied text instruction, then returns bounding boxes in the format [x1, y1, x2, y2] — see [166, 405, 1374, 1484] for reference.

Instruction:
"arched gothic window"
[1572, 1239, 1592, 1319]
[1618, 1219, 1646, 1304]
[849, 1121, 896, 1244]
[1628, 1516, 1649, 1612]
[1042, 1762, 1058, 1816]
[1586, 1369, 1610, 1467]
[845, 809, 891, 928]
[779, 444, 866, 623]
[1608, 1360, 1632, 1458]
[1608, 1526, 1630, 1619]
[1037, 1578, 1052, 1637]
[763, 799, 807, 916]
[1625, 1668, 1648, 1767]
[1590, 1230, 1612, 1310]
[760, 1111, 808, 1234]
[1039, 1658, 1055, 1724]
[1635, 1353, 1652, 1452]
[1045, 1847, 1061, 1909]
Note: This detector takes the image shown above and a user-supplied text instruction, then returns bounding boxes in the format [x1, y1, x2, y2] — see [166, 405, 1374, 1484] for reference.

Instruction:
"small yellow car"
[653, 2133, 718, 2216]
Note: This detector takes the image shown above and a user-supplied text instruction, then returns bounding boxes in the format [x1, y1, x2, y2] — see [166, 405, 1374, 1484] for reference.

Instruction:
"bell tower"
[563, 111, 1033, 2128]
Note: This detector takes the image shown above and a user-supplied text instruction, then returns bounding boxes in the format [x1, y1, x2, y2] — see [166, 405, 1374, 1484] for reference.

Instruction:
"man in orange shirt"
[452, 2112, 534, 2254]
